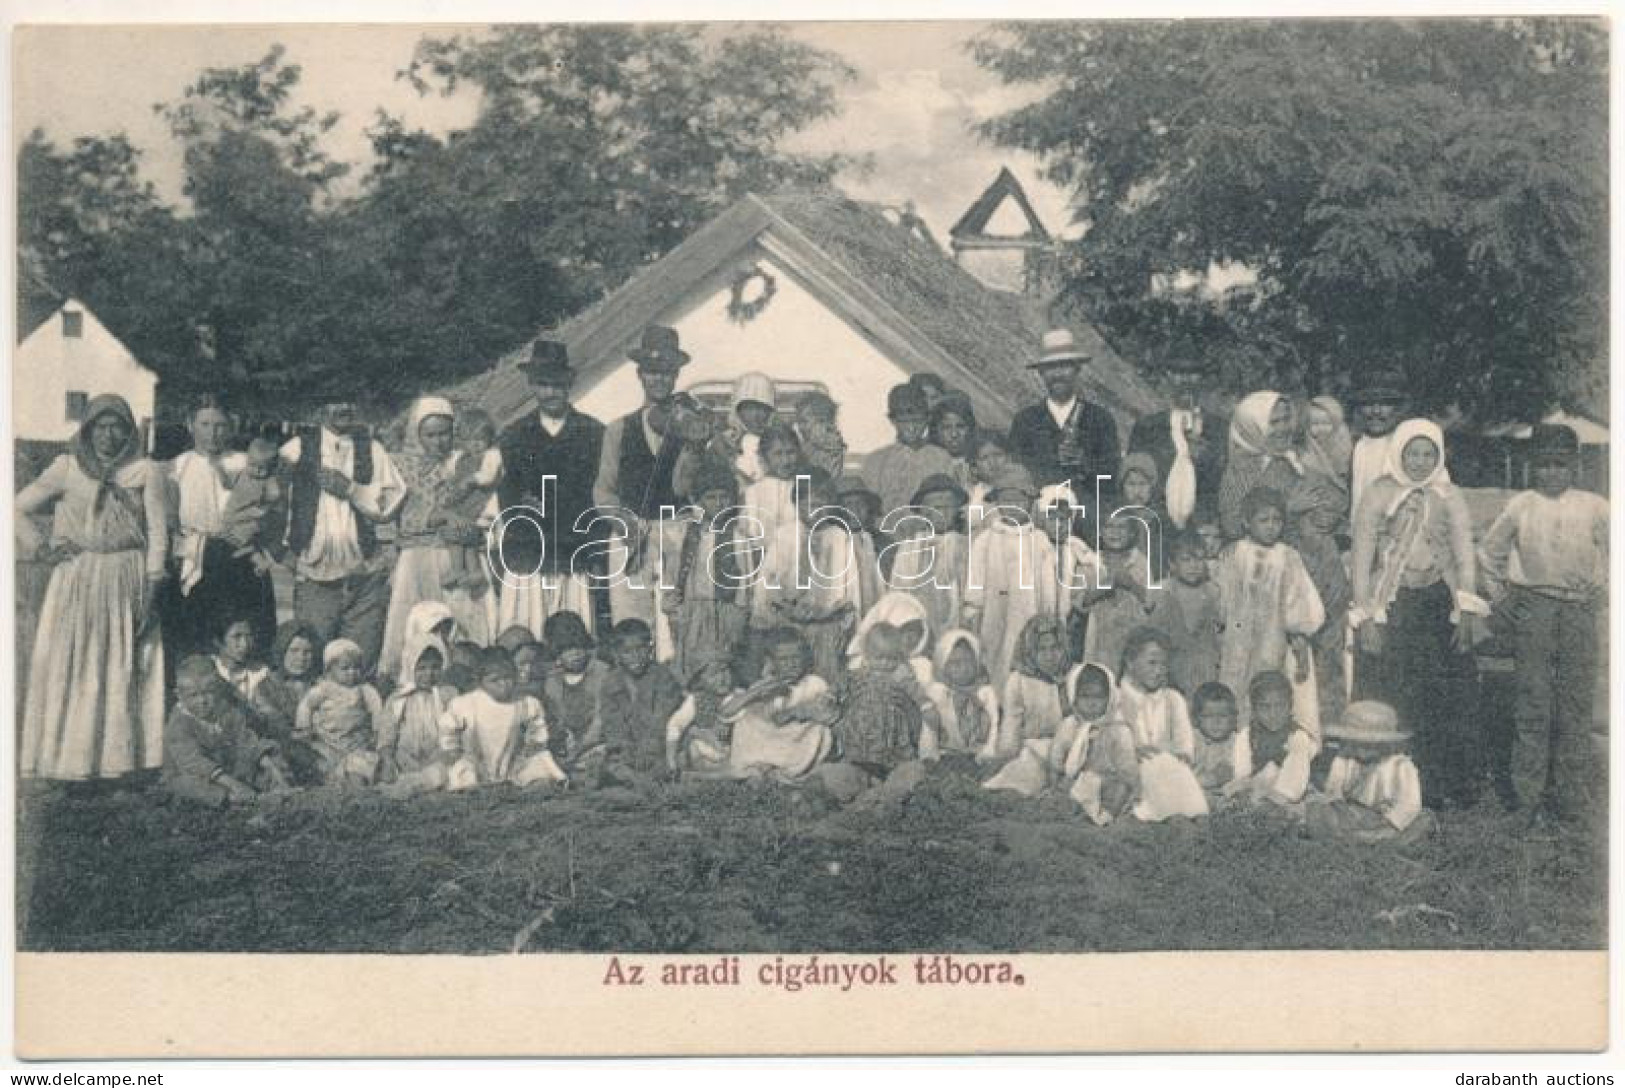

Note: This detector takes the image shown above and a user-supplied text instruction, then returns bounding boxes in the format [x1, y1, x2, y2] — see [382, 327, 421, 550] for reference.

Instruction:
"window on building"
[65, 391, 88, 422]
[62, 310, 84, 338]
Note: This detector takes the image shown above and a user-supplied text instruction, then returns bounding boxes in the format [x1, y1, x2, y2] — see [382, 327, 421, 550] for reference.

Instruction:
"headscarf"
[71, 394, 141, 514]
[269, 621, 323, 681]
[1227, 391, 1300, 471]
[323, 638, 363, 669]
[399, 600, 458, 685]
[1119, 451, 1162, 502]
[396, 634, 450, 697]
[1011, 614, 1071, 684]
[1363, 418, 1452, 624]
[1062, 662, 1121, 777]
[932, 628, 993, 750]
[849, 591, 931, 661]
[396, 396, 460, 507]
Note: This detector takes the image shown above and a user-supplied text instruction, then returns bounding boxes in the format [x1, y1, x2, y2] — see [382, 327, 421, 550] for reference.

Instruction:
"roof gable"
[444, 190, 1158, 434]
[949, 167, 1052, 244]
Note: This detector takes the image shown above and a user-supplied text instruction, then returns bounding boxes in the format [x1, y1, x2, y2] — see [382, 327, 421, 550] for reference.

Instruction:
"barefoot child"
[164, 656, 294, 807]
[295, 639, 389, 785]
[1116, 626, 1208, 821]
[657, 460, 749, 682]
[538, 611, 611, 767]
[725, 626, 839, 780]
[1160, 531, 1223, 697]
[588, 619, 686, 785]
[1059, 664, 1141, 824]
[380, 639, 456, 782]
[218, 435, 287, 577]
[1079, 512, 1155, 674]
[665, 653, 738, 776]
[964, 465, 1061, 685]
[1189, 681, 1248, 794]
[824, 622, 938, 803]
[1213, 486, 1326, 736]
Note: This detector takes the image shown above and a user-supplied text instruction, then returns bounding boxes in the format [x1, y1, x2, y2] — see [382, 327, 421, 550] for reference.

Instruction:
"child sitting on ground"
[219, 435, 287, 576]
[1189, 681, 1249, 795]
[495, 625, 539, 656]
[1230, 670, 1317, 806]
[164, 655, 294, 807]
[1116, 626, 1208, 821]
[1059, 664, 1141, 825]
[213, 616, 268, 703]
[1307, 700, 1428, 842]
[295, 639, 389, 785]
[438, 649, 565, 791]
[988, 614, 1075, 771]
[822, 622, 938, 803]
[538, 611, 611, 768]
[512, 640, 548, 701]
[588, 619, 686, 786]
[380, 639, 457, 782]
[924, 628, 1001, 763]
[443, 640, 484, 695]
[664, 653, 738, 777]
[725, 626, 839, 781]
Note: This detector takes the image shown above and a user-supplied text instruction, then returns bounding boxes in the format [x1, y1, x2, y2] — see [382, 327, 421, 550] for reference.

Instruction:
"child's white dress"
[981, 668, 1075, 796]
[1226, 727, 1317, 804]
[725, 674, 836, 780]
[965, 518, 1063, 686]
[1116, 678, 1209, 820]
[438, 690, 565, 789]
[1213, 538, 1326, 737]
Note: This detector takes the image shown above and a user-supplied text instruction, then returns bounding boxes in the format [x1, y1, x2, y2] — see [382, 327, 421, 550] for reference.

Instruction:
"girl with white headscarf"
[1349, 418, 1488, 808]
[379, 397, 488, 681]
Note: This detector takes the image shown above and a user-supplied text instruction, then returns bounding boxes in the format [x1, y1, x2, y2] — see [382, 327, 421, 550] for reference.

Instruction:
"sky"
[13, 22, 1076, 244]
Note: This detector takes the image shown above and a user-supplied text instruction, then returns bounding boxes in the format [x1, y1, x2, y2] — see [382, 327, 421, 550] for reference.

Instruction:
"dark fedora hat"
[1530, 422, 1581, 462]
[628, 324, 690, 371]
[1349, 370, 1408, 405]
[518, 339, 573, 383]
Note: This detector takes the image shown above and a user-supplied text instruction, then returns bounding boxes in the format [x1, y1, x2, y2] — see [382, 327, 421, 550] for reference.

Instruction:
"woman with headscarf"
[16, 394, 168, 783]
[1350, 418, 1488, 807]
[1217, 391, 1305, 540]
[379, 396, 486, 682]
[165, 393, 277, 664]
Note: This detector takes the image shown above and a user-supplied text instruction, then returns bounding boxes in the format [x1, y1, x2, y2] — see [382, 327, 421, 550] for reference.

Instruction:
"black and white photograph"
[7, 11, 1615, 1059]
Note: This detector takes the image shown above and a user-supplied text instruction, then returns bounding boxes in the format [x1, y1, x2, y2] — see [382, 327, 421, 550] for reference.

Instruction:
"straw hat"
[1325, 701, 1410, 746]
[1029, 328, 1092, 370]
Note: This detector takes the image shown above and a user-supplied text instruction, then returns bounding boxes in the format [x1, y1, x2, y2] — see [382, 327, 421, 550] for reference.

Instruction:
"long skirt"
[380, 545, 490, 679]
[1353, 580, 1480, 806]
[728, 711, 832, 780]
[22, 550, 164, 780]
[165, 536, 276, 665]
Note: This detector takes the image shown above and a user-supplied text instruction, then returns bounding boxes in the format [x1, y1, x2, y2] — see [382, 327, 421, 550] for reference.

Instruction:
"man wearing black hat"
[1126, 352, 1228, 529]
[593, 325, 706, 624]
[1007, 328, 1121, 530]
[1349, 369, 1409, 517]
[491, 339, 607, 636]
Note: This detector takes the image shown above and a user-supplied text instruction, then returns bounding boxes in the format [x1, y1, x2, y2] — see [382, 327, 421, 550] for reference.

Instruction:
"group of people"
[16, 322, 1607, 837]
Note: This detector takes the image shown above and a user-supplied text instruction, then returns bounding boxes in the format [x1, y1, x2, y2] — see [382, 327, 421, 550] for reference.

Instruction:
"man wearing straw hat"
[593, 325, 706, 625]
[1007, 328, 1122, 534]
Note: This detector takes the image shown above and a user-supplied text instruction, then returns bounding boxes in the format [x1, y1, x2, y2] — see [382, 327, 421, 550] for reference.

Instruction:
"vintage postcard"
[8, 12, 1612, 1059]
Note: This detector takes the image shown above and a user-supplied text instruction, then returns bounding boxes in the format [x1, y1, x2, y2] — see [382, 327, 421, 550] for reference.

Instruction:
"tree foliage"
[972, 19, 1608, 421]
[18, 27, 854, 411]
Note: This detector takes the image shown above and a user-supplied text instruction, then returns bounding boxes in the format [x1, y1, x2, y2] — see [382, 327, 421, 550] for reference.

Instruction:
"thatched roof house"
[443, 190, 1158, 454]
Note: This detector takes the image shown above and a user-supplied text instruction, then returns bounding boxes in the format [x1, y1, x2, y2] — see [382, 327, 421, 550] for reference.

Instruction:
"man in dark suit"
[1007, 328, 1122, 532]
[1125, 352, 1227, 531]
[492, 339, 608, 635]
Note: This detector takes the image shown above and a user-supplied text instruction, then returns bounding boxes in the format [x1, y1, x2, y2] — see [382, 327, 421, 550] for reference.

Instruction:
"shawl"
[72, 394, 142, 516]
[1010, 614, 1073, 713]
[849, 591, 932, 661]
[395, 397, 463, 543]
[932, 628, 993, 749]
[1363, 419, 1451, 623]
[1228, 391, 1302, 473]
[1062, 663, 1122, 776]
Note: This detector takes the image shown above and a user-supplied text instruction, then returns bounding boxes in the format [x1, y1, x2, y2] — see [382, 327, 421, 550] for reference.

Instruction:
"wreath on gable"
[727, 264, 777, 325]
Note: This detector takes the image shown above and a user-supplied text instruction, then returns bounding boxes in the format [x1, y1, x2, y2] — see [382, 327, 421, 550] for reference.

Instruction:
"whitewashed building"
[14, 299, 157, 444]
[448, 190, 1156, 455]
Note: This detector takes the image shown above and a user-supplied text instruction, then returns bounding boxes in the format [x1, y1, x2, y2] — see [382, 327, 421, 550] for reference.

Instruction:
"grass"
[16, 771, 1606, 955]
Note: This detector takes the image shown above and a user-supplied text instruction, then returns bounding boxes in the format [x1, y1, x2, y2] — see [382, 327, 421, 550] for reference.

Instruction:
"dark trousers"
[293, 567, 390, 675]
[1506, 587, 1599, 815]
[1353, 580, 1481, 806]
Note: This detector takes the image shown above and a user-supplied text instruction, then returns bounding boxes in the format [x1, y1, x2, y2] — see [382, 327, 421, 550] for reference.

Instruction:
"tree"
[971, 19, 1607, 422]
[343, 24, 857, 391]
